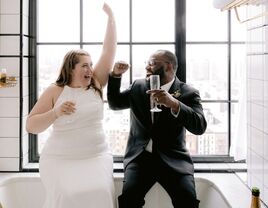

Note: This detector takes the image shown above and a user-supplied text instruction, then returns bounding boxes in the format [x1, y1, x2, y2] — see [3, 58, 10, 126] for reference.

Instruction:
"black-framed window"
[28, 0, 246, 163]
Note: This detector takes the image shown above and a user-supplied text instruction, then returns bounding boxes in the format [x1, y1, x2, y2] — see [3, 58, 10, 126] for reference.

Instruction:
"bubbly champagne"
[149, 75, 162, 112]
[150, 75, 160, 90]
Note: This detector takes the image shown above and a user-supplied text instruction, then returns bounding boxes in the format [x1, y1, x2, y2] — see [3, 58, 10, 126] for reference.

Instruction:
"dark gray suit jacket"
[107, 75, 207, 175]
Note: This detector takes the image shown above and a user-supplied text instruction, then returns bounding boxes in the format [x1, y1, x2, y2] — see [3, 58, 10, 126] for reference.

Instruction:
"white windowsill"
[23, 162, 247, 172]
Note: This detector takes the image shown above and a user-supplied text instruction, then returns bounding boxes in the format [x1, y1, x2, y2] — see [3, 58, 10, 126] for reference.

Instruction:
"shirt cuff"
[170, 103, 180, 117]
[110, 71, 122, 78]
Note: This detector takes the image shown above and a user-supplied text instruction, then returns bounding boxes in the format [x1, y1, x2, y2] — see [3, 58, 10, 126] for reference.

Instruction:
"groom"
[107, 50, 207, 208]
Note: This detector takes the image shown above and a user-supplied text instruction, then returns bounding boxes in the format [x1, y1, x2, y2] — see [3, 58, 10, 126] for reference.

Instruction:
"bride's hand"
[53, 101, 76, 118]
[102, 2, 114, 18]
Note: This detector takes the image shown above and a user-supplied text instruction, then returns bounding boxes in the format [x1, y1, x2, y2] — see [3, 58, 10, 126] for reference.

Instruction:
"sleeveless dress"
[39, 85, 115, 208]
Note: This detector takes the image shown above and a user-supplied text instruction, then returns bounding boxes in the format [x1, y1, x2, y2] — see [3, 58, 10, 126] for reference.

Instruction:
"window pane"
[37, 45, 80, 94]
[132, 45, 175, 80]
[132, 0, 175, 42]
[83, 45, 130, 100]
[186, 0, 227, 41]
[83, 45, 129, 68]
[231, 102, 238, 139]
[231, 44, 246, 100]
[186, 44, 228, 100]
[231, 9, 246, 42]
[37, 0, 79, 42]
[187, 102, 228, 155]
[230, 102, 246, 158]
[83, 0, 130, 42]
[104, 103, 129, 156]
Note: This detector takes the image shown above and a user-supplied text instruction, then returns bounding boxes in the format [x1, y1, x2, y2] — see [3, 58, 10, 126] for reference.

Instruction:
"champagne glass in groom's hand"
[149, 75, 162, 112]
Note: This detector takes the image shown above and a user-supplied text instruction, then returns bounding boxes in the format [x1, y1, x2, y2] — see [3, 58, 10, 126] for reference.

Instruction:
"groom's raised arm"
[107, 74, 131, 110]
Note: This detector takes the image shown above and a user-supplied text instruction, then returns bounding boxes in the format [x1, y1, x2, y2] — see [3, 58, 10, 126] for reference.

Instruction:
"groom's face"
[145, 54, 168, 80]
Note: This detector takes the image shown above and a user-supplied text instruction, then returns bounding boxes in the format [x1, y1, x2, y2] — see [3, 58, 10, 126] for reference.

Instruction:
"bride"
[26, 3, 119, 208]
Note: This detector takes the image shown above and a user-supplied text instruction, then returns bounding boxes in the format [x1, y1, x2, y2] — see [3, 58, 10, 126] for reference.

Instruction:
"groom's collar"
[161, 78, 175, 92]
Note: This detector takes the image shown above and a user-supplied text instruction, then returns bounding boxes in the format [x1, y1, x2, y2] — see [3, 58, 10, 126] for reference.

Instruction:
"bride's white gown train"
[39, 86, 115, 208]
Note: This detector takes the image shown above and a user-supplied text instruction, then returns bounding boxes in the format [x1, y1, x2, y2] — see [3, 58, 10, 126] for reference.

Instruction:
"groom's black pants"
[118, 151, 199, 208]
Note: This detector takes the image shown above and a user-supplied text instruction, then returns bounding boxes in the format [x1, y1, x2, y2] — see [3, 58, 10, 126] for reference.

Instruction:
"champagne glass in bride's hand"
[150, 75, 162, 112]
[65, 89, 78, 124]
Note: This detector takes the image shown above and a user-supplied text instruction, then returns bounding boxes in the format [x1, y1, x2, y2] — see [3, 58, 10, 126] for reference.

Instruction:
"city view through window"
[36, 0, 246, 158]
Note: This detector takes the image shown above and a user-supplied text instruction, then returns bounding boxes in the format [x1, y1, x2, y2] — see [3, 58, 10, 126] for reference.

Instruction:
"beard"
[154, 65, 165, 78]
[146, 65, 166, 80]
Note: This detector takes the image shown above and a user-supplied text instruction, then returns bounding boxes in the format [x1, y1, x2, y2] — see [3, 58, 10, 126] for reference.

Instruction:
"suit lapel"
[168, 77, 182, 96]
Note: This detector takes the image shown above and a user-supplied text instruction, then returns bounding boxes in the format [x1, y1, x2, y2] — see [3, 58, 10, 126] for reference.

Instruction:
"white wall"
[0, 0, 29, 171]
[246, 2, 268, 205]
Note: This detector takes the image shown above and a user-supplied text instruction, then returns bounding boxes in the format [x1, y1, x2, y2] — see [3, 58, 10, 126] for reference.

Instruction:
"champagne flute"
[65, 88, 78, 124]
[150, 75, 162, 112]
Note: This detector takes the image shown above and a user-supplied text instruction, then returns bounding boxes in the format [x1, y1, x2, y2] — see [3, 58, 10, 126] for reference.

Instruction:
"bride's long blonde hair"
[55, 49, 102, 98]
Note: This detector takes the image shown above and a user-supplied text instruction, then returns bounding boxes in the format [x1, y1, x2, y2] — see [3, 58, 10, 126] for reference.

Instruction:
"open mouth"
[84, 75, 91, 79]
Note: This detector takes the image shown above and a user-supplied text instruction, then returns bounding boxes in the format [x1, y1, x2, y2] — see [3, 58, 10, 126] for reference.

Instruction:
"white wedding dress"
[39, 85, 115, 208]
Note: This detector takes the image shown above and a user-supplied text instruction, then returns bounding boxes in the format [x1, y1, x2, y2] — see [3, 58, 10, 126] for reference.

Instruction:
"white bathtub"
[0, 173, 252, 208]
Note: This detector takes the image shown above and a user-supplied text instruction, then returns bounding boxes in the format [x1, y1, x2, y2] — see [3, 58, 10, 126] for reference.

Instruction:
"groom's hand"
[147, 89, 180, 113]
[111, 61, 129, 77]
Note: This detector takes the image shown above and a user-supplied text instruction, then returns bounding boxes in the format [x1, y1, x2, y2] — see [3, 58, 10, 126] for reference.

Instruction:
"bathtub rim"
[194, 177, 231, 207]
[0, 172, 257, 208]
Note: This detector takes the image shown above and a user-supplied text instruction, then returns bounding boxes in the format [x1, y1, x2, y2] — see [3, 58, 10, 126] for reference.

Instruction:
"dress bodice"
[41, 86, 109, 158]
[53, 85, 104, 131]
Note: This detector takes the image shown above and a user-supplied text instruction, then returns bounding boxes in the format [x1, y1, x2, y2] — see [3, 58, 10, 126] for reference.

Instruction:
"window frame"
[27, 0, 244, 165]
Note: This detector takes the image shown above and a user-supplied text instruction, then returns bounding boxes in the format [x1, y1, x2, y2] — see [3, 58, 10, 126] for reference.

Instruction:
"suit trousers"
[118, 151, 200, 208]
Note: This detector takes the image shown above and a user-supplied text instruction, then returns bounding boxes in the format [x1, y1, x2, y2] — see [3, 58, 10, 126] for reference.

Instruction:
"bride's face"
[71, 55, 93, 88]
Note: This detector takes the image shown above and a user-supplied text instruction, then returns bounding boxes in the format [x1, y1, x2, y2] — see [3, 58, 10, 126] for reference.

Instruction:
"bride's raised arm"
[93, 3, 117, 87]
